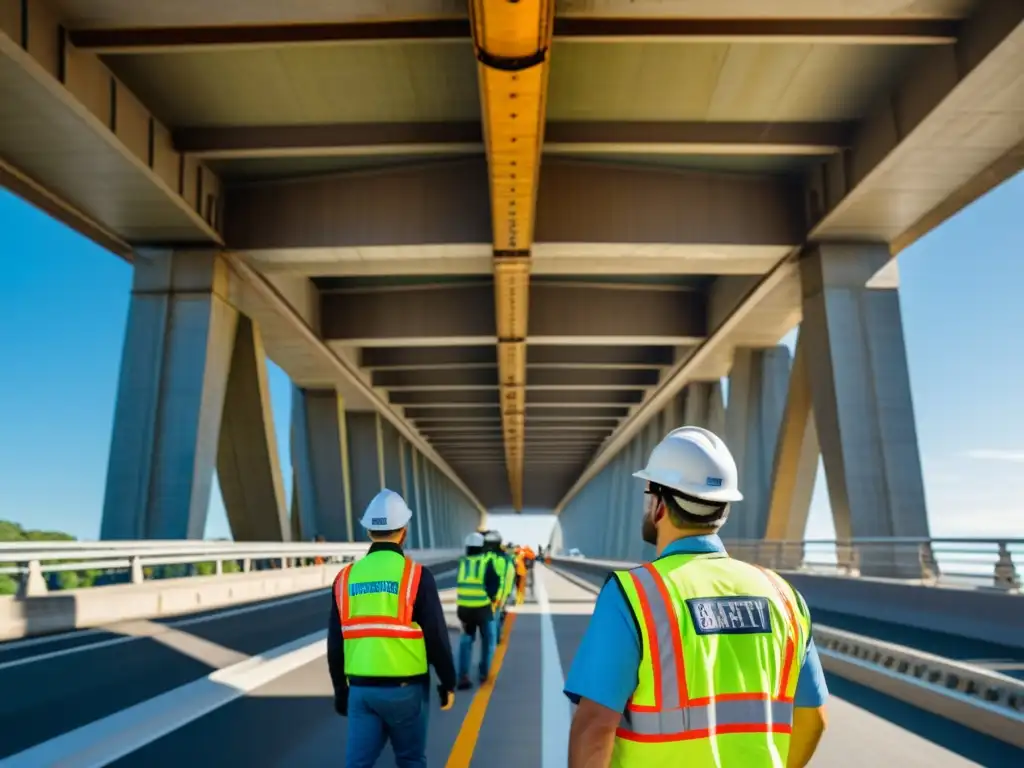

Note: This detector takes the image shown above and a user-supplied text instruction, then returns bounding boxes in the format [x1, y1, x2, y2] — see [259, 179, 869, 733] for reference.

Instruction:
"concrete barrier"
[0, 554, 460, 641]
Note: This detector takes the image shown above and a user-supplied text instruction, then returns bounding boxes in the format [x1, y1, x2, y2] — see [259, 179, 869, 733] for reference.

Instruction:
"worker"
[456, 531, 501, 690]
[514, 547, 528, 605]
[481, 530, 509, 646]
[327, 489, 456, 768]
[564, 426, 829, 768]
[499, 543, 517, 637]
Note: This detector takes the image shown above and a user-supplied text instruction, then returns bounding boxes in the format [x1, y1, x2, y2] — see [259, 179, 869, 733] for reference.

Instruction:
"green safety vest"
[457, 554, 492, 608]
[484, 551, 509, 600]
[611, 553, 811, 768]
[502, 556, 516, 601]
[334, 550, 428, 678]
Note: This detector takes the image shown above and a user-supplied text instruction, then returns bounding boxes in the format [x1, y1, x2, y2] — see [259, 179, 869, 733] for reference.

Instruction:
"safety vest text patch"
[349, 580, 400, 596]
[686, 596, 772, 635]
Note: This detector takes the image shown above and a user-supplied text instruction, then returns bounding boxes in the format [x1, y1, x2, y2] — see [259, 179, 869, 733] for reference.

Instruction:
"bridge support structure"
[556, 242, 932, 577]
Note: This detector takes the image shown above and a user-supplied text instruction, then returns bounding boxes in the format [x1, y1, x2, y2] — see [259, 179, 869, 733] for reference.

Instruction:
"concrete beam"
[225, 158, 802, 252]
[175, 121, 853, 160]
[801, 243, 931, 576]
[361, 344, 674, 369]
[807, 1, 1024, 250]
[0, 0, 222, 246]
[101, 252, 237, 539]
[291, 388, 354, 542]
[321, 282, 706, 347]
[216, 316, 290, 541]
[68, 18, 958, 53]
[764, 333, 820, 558]
[405, 405, 628, 420]
[373, 366, 661, 389]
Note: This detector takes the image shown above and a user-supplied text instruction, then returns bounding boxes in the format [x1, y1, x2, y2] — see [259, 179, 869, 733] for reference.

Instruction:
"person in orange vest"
[514, 549, 529, 605]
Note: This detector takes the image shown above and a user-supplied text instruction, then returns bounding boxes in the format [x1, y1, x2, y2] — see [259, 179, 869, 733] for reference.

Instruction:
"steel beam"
[175, 121, 853, 159]
[321, 283, 706, 346]
[226, 158, 801, 252]
[68, 18, 959, 53]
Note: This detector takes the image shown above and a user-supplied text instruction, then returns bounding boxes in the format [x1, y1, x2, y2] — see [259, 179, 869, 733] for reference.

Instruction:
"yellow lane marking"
[445, 614, 518, 768]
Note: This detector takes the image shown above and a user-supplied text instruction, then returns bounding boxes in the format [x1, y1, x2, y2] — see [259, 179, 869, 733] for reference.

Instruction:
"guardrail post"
[17, 560, 48, 597]
[130, 556, 144, 585]
[241, 558, 251, 573]
[918, 542, 939, 583]
[837, 544, 860, 576]
[215, 559, 223, 576]
[993, 542, 1021, 591]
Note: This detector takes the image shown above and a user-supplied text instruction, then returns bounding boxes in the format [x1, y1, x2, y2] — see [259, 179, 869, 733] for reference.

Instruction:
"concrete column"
[683, 381, 725, 434]
[764, 334, 820, 567]
[722, 346, 791, 541]
[380, 419, 403, 491]
[291, 388, 354, 541]
[346, 411, 383, 542]
[102, 252, 238, 539]
[801, 243, 931, 576]
[412, 450, 435, 548]
[708, 380, 726, 437]
[216, 316, 289, 541]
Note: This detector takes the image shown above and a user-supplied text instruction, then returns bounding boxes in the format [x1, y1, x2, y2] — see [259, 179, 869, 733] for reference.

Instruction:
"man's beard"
[641, 509, 658, 546]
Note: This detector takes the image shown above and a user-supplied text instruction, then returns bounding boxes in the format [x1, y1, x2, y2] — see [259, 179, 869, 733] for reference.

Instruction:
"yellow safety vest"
[334, 550, 427, 678]
[457, 554, 491, 608]
[502, 557, 516, 601]
[611, 553, 811, 768]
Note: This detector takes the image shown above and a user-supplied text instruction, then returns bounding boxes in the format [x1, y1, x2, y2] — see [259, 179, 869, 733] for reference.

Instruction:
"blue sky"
[1, 172, 1021, 543]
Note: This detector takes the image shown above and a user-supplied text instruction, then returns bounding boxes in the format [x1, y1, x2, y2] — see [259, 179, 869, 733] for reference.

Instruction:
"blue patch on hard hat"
[705, 477, 723, 487]
[371, 517, 388, 526]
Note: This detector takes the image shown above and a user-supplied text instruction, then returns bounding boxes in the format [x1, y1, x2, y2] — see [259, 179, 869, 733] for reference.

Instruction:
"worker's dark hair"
[649, 482, 728, 530]
[368, 527, 405, 541]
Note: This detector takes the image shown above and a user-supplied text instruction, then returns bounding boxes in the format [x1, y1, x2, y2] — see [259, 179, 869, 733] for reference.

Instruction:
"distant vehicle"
[568, 548, 584, 558]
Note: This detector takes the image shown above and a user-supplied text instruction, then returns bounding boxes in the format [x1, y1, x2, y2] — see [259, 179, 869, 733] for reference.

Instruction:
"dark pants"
[345, 683, 429, 768]
[456, 605, 493, 680]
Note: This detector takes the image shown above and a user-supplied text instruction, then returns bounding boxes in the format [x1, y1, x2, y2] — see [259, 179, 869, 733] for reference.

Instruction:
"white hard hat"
[359, 489, 413, 531]
[483, 530, 501, 544]
[633, 426, 743, 503]
[464, 532, 485, 548]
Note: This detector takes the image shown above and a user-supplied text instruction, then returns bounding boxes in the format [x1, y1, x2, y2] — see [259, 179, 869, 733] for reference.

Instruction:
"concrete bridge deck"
[2, 565, 1020, 767]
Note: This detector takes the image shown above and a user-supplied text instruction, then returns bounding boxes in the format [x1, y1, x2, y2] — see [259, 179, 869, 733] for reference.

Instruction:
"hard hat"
[633, 426, 743, 503]
[464, 532, 485, 548]
[359, 489, 413, 531]
[483, 530, 501, 544]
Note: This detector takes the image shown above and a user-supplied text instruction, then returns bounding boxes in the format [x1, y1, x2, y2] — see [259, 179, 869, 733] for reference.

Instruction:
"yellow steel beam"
[470, 0, 554, 511]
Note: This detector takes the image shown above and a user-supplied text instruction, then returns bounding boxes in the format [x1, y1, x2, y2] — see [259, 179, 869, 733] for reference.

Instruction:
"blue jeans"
[458, 617, 493, 680]
[345, 684, 429, 768]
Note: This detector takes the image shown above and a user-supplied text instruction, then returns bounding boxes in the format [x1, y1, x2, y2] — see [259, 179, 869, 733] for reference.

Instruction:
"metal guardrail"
[560, 537, 1023, 591]
[551, 556, 1024, 749]
[0, 541, 461, 598]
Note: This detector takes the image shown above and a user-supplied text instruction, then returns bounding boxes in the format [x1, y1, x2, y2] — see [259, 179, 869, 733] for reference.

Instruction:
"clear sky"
[1, 172, 1021, 543]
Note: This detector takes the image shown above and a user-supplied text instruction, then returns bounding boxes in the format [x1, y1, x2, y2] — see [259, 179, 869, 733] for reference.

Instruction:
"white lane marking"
[0, 589, 329, 672]
[534, 566, 572, 768]
[0, 629, 104, 653]
[2, 631, 327, 768]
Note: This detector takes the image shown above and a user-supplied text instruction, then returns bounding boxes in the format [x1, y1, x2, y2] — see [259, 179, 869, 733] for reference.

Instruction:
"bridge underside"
[1, 1, 1021, 559]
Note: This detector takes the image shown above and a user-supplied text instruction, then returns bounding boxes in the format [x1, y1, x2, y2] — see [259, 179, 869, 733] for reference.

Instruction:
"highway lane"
[12, 566, 1016, 766]
[0, 566, 457, 760]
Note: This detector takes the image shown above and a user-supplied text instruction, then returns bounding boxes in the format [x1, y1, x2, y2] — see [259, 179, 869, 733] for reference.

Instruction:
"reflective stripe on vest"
[457, 554, 490, 607]
[335, 551, 427, 677]
[613, 556, 809, 755]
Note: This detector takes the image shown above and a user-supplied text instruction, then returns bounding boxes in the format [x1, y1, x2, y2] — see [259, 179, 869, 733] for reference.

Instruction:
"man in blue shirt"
[564, 427, 829, 767]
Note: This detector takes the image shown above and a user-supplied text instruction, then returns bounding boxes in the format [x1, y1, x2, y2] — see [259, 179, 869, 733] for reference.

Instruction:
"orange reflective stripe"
[644, 563, 689, 706]
[334, 565, 352, 621]
[757, 567, 800, 701]
[397, 558, 413, 624]
[343, 626, 425, 640]
[629, 570, 664, 709]
[405, 562, 423, 623]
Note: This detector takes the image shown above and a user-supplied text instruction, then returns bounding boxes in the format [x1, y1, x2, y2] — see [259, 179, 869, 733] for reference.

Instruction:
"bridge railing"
[601, 537, 1023, 590]
[0, 541, 460, 597]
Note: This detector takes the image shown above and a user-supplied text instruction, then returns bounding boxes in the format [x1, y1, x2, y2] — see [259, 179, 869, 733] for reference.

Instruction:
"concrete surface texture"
[1, 0, 1021, 533]
[1, 565, 1020, 766]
